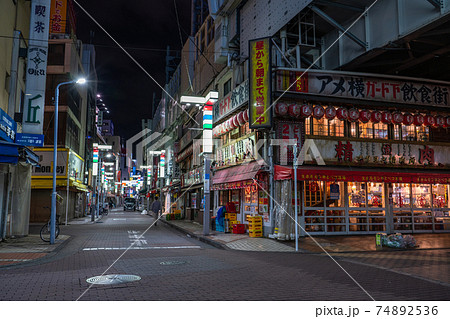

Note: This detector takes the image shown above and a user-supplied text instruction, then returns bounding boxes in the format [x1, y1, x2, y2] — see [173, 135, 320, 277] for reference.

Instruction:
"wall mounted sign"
[23, 0, 51, 135]
[213, 79, 249, 123]
[249, 37, 272, 128]
[215, 134, 256, 167]
[49, 0, 67, 33]
[276, 69, 450, 108]
[15, 133, 43, 147]
[0, 108, 17, 143]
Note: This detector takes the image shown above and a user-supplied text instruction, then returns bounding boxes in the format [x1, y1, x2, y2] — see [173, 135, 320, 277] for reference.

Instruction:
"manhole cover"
[86, 274, 141, 285]
[160, 261, 187, 266]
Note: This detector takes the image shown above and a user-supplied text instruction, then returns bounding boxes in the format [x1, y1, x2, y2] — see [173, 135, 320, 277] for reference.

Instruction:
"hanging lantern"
[313, 105, 325, 119]
[348, 108, 359, 122]
[275, 102, 288, 116]
[435, 115, 445, 128]
[232, 114, 239, 127]
[424, 115, 436, 127]
[445, 116, 450, 128]
[402, 113, 414, 125]
[288, 103, 301, 117]
[243, 109, 249, 122]
[325, 106, 336, 120]
[392, 112, 404, 125]
[414, 114, 424, 126]
[237, 111, 245, 126]
[299, 104, 313, 118]
[381, 112, 392, 124]
[230, 118, 237, 129]
[359, 110, 371, 123]
[371, 111, 382, 123]
[336, 107, 348, 120]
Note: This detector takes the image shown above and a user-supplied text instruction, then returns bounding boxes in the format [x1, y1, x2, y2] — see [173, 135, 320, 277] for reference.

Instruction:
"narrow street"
[0, 208, 449, 301]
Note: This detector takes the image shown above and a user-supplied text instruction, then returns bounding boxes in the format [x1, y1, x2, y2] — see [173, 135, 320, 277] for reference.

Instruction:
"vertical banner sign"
[23, 0, 51, 134]
[147, 168, 151, 185]
[249, 37, 272, 129]
[203, 100, 213, 153]
[160, 151, 165, 178]
[49, 0, 67, 34]
[93, 143, 98, 176]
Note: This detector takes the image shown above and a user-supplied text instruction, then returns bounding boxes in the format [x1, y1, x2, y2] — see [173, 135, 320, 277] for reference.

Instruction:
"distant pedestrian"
[151, 196, 162, 225]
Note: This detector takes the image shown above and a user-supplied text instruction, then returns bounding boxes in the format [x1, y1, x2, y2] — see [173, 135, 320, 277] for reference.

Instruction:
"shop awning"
[0, 140, 19, 164]
[0, 140, 39, 165]
[274, 165, 450, 184]
[213, 160, 263, 185]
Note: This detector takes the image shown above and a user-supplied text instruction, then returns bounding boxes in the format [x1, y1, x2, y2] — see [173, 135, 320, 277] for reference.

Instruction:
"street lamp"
[50, 78, 86, 244]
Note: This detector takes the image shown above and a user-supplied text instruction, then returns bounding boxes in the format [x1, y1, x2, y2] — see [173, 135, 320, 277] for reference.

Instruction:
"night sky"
[74, 0, 191, 140]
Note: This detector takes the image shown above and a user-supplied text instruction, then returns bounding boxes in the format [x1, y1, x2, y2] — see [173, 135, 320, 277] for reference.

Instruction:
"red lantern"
[288, 103, 301, 117]
[243, 109, 249, 122]
[232, 114, 239, 127]
[414, 114, 424, 126]
[359, 110, 371, 123]
[313, 105, 325, 119]
[325, 106, 336, 120]
[435, 116, 445, 128]
[424, 115, 436, 127]
[275, 102, 288, 116]
[381, 112, 392, 124]
[237, 111, 245, 126]
[445, 116, 450, 128]
[348, 108, 359, 122]
[402, 113, 414, 125]
[300, 104, 313, 118]
[336, 107, 348, 120]
[392, 112, 404, 125]
[371, 111, 382, 123]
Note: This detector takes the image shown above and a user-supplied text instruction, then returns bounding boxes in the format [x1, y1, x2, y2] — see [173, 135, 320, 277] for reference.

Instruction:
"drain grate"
[160, 261, 187, 266]
[86, 274, 141, 285]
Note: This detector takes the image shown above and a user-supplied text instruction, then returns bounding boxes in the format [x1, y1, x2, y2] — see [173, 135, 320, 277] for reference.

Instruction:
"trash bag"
[403, 235, 417, 248]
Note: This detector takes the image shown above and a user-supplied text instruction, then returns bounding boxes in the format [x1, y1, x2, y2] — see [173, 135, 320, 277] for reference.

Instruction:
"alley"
[0, 208, 449, 301]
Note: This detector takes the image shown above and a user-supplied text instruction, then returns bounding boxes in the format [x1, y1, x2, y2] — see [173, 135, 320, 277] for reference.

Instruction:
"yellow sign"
[50, 0, 67, 34]
[249, 37, 272, 129]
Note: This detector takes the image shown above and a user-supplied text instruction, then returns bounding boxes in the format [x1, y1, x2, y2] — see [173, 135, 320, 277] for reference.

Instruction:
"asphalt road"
[0, 209, 449, 301]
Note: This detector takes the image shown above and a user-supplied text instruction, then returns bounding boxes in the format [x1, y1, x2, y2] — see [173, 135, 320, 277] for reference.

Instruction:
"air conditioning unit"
[214, 17, 229, 64]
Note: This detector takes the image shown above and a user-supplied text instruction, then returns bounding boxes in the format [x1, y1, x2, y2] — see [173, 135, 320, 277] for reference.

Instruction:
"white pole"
[65, 170, 69, 225]
[294, 144, 298, 251]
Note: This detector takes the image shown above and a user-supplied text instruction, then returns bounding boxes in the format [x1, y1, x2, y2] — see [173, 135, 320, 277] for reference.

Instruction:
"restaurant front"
[271, 69, 450, 237]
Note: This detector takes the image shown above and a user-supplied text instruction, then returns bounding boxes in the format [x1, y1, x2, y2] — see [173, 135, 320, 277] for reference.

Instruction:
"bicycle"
[40, 207, 61, 242]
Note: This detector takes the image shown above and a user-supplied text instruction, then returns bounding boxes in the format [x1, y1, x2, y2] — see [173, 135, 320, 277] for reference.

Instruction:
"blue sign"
[330, 183, 340, 200]
[15, 133, 44, 147]
[0, 108, 17, 143]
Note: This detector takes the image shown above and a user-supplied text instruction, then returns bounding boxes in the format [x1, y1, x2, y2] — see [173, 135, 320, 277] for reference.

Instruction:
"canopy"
[213, 160, 262, 185]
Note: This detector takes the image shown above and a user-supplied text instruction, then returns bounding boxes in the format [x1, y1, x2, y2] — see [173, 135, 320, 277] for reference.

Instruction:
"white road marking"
[82, 246, 201, 251]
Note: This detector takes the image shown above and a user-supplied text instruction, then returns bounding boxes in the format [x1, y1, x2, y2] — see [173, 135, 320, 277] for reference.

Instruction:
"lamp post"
[50, 78, 86, 244]
[180, 91, 218, 236]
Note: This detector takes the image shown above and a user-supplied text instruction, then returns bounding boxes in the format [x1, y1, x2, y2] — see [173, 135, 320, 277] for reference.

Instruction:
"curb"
[161, 220, 228, 250]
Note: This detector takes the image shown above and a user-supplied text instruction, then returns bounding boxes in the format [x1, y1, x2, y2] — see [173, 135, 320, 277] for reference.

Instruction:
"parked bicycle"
[40, 207, 61, 242]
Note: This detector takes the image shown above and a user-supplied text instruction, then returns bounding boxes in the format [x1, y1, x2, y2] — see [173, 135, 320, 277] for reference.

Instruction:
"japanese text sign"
[213, 79, 249, 123]
[23, 0, 51, 135]
[0, 108, 17, 143]
[50, 0, 67, 33]
[249, 38, 272, 129]
[276, 69, 450, 108]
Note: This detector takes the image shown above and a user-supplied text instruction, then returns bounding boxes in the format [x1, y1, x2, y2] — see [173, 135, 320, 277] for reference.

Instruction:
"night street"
[0, 208, 449, 301]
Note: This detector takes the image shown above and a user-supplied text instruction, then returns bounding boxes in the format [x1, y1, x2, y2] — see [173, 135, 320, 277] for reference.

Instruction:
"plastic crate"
[233, 224, 246, 234]
[249, 230, 263, 238]
[248, 225, 263, 231]
[225, 213, 237, 221]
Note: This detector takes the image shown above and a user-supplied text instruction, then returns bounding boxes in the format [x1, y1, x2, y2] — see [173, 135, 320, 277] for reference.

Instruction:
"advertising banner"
[23, 0, 51, 135]
[249, 37, 272, 129]
[0, 108, 17, 143]
[50, 0, 67, 34]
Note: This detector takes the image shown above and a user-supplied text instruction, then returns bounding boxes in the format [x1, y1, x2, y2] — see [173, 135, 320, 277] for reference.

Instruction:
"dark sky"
[73, 0, 192, 140]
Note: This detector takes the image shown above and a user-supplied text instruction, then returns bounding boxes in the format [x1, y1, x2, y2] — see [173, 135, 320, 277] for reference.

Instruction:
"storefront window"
[326, 210, 345, 232]
[373, 122, 388, 139]
[305, 210, 324, 232]
[304, 181, 324, 207]
[432, 184, 449, 209]
[348, 182, 366, 207]
[359, 122, 371, 138]
[393, 183, 411, 208]
[367, 182, 384, 208]
[231, 190, 240, 213]
[313, 117, 328, 135]
[368, 211, 386, 231]
[305, 117, 312, 135]
[416, 126, 429, 142]
[349, 210, 367, 231]
[329, 118, 344, 137]
[243, 184, 258, 218]
[349, 122, 358, 138]
[325, 182, 344, 207]
[412, 184, 431, 208]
